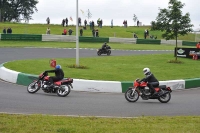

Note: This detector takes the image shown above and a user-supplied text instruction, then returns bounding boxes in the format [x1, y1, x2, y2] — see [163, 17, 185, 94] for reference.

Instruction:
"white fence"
[42, 34, 76, 42]
[109, 37, 137, 44]
[161, 39, 182, 46]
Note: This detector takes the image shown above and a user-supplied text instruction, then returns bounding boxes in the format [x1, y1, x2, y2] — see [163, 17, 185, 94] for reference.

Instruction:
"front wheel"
[27, 81, 41, 94]
[125, 88, 139, 102]
[107, 50, 111, 55]
[97, 50, 101, 56]
[57, 85, 71, 97]
[158, 92, 171, 103]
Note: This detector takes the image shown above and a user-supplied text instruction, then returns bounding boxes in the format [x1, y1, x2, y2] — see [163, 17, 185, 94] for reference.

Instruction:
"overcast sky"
[29, 0, 200, 30]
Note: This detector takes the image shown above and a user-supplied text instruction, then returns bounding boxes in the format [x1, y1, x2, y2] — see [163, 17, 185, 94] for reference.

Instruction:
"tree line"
[0, 0, 38, 22]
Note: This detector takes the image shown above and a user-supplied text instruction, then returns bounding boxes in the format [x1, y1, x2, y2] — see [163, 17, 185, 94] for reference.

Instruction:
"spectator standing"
[62, 19, 65, 27]
[144, 29, 147, 39]
[89, 21, 92, 30]
[46, 27, 50, 34]
[134, 33, 138, 38]
[62, 29, 67, 35]
[68, 28, 73, 35]
[78, 17, 81, 26]
[196, 42, 200, 49]
[146, 29, 149, 37]
[92, 20, 94, 29]
[100, 19, 103, 28]
[96, 28, 99, 37]
[92, 28, 95, 37]
[65, 18, 68, 27]
[46, 17, 50, 24]
[3, 27, 6, 34]
[80, 27, 83, 36]
[97, 18, 100, 27]
[84, 19, 87, 29]
[111, 19, 113, 28]
[7, 27, 12, 34]
[137, 20, 139, 27]
[123, 20, 125, 27]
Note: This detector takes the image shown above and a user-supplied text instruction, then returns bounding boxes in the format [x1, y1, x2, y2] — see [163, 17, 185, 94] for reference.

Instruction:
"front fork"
[131, 87, 136, 96]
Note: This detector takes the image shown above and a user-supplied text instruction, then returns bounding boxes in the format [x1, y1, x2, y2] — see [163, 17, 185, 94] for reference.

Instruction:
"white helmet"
[143, 67, 150, 75]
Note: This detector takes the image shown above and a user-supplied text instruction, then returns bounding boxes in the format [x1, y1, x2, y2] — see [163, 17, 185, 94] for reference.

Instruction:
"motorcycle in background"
[27, 72, 73, 97]
[125, 78, 172, 103]
[97, 45, 111, 56]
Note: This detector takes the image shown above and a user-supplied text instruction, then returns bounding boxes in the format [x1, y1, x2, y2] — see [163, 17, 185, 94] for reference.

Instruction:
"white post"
[76, 0, 79, 66]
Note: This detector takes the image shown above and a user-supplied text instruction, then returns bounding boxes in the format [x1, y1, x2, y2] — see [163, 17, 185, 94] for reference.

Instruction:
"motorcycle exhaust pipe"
[159, 91, 170, 97]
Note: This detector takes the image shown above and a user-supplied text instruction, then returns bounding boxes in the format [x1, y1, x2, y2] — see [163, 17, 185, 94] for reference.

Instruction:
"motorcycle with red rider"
[27, 65, 73, 97]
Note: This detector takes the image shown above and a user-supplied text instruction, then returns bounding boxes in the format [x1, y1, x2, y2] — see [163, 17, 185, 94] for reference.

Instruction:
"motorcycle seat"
[159, 85, 166, 89]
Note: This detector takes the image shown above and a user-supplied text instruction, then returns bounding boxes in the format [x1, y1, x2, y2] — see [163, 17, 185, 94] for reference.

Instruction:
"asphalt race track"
[0, 48, 200, 117]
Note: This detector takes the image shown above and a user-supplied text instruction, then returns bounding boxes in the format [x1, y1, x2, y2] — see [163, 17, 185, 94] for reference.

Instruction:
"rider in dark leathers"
[44, 65, 64, 88]
[102, 42, 108, 52]
[140, 68, 159, 96]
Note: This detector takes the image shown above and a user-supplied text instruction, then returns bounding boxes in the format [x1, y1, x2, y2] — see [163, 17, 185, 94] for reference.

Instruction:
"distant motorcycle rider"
[140, 68, 159, 96]
[102, 42, 108, 51]
[44, 65, 64, 89]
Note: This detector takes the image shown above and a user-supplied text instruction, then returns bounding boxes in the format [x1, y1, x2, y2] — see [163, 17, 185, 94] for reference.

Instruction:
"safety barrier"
[182, 41, 197, 46]
[1, 63, 198, 93]
[109, 37, 136, 44]
[1, 34, 42, 41]
[136, 39, 161, 44]
[79, 36, 109, 43]
[0, 33, 199, 46]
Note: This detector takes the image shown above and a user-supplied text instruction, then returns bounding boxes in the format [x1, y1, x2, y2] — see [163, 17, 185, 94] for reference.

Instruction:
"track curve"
[0, 48, 200, 117]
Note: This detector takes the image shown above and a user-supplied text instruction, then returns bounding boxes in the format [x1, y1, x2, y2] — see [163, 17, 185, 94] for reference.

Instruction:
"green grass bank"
[0, 22, 196, 41]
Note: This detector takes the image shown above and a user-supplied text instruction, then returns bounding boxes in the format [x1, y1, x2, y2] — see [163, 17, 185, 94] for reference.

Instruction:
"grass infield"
[1, 40, 199, 132]
[0, 114, 199, 133]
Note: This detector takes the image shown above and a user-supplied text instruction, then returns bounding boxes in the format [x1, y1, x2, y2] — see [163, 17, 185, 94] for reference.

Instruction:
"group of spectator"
[61, 18, 69, 27]
[144, 29, 157, 39]
[92, 28, 99, 37]
[89, 21, 95, 30]
[45, 17, 158, 39]
[62, 28, 73, 35]
[97, 18, 103, 28]
[123, 20, 128, 28]
[2, 27, 12, 34]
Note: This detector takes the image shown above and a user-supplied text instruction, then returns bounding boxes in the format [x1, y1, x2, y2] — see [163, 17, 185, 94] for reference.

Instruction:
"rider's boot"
[48, 83, 54, 89]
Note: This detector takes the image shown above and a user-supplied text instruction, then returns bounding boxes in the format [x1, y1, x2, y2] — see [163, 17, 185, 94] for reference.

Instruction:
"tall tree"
[0, 0, 38, 22]
[151, 0, 193, 61]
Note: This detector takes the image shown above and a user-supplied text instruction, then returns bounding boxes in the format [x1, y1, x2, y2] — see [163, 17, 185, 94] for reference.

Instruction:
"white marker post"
[76, 0, 79, 66]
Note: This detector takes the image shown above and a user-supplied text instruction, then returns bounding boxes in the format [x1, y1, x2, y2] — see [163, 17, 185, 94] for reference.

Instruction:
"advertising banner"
[174, 47, 200, 58]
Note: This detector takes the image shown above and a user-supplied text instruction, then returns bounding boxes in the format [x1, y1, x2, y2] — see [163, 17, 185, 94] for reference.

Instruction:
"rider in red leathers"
[44, 65, 64, 89]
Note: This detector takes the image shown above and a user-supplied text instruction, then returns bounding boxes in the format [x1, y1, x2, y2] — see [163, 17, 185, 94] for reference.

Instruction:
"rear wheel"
[57, 85, 71, 97]
[158, 92, 171, 103]
[107, 50, 111, 55]
[27, 81, 41, 94]
[125, 88, 139, 102]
